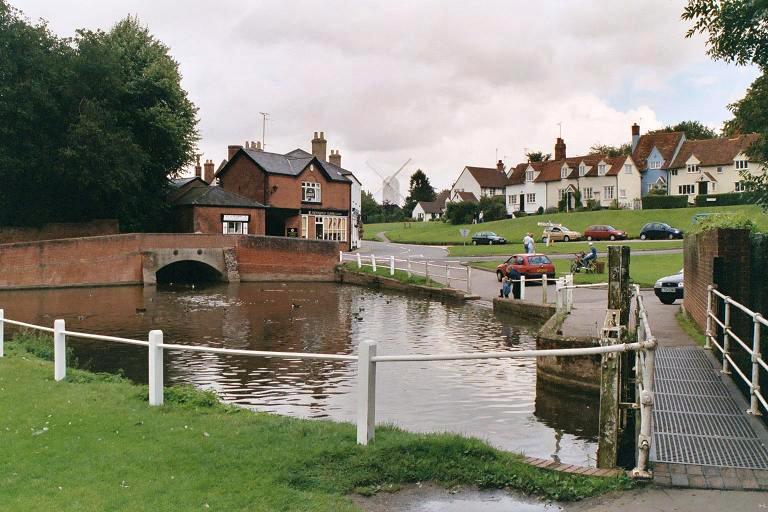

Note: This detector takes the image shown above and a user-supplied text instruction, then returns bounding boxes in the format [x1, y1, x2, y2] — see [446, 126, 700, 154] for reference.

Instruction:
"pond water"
[0, 282, 599, 466]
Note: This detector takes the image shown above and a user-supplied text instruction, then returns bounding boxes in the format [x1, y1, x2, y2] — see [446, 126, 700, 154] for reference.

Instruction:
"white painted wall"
[348, 173, 362, 249]
[449, 167, 482, 200]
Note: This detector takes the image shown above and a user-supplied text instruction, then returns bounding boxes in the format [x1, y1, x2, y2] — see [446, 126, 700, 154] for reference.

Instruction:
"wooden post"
[598, 245, 630, 469]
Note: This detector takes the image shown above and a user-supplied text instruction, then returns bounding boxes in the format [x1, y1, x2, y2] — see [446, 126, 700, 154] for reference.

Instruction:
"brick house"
[214, 133, 354, 250]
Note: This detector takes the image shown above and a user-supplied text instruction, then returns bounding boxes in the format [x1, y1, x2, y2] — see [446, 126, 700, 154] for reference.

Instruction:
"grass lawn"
[448, 239, 681, 257]
[1, 336, 631, 510]
[676, 308, 707, 347]
[470, 252, 683, 288]
[342, 262, 445, 288]
[365, 205, 766, 245]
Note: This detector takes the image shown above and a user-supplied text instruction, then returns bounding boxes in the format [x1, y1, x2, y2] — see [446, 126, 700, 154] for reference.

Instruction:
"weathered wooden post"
[597, 245, 630, 468]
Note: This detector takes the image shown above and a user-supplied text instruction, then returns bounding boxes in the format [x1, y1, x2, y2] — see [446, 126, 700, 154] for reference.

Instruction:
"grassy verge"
[0, 336, 631, 510]
[448, 240, 682, 257]
[676, 308, 707, 347]
[469, 253, 683, 288]
[343, 262, 445, 288]
[366, 205, 766, 245]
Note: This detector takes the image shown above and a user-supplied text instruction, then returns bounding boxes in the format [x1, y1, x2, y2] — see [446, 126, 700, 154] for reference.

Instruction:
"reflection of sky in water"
[0, 282, 599, 466]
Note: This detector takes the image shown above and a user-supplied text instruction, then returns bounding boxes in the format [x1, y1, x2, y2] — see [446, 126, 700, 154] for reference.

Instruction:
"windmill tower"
[367, 158, 412, 207]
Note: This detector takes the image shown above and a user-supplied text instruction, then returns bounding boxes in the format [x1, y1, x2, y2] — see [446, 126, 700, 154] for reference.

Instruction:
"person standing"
[507, 265, 522, 299]
[523, 232, 535, 254]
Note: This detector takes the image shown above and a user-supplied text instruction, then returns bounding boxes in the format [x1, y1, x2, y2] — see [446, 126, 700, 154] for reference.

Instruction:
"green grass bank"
[341, 262, 444, 288]
[447, 239, 681, 257]
[365, 205, 765, 245]
[0, 336, 631, 511]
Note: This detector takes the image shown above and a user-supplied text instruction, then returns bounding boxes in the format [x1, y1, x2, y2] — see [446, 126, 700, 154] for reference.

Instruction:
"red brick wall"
[217, 153, 268, 204]
[0, 233, 340, 289]
[192, 207, 266, 235]
[0, 219, 119, 244]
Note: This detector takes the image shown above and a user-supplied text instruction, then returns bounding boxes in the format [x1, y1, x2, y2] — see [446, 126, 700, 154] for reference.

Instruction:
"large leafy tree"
[361, 190, 382, 223]
[402, 169, 436, 216]
[649, 120, 718, 140]
[526, 151, 551, 162]
[589, 143, 632, 156]
[0, 4, 198, 230]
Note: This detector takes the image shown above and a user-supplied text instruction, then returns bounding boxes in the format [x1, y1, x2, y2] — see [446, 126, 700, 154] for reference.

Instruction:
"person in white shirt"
[523, 233, 535, 254]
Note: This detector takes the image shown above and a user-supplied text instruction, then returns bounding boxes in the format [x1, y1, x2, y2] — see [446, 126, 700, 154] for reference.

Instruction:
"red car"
[584, 225, 627, 241]
[496, 253, 556, 282]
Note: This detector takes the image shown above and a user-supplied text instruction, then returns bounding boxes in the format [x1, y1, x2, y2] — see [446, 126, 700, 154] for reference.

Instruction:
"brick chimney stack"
[194, 154, 202, 178]
[203, 159, 215, 184]
[631, 123, 640, 152]
[329, 149, 341, 167]
[497, 159, 505, 173]
[312, 131, 327, 162]
[554, 137, 566, 161]
[228, 144, 243, 160]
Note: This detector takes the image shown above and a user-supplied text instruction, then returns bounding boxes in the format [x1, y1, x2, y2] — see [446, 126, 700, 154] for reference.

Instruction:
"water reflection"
[0, 282, 598, 466]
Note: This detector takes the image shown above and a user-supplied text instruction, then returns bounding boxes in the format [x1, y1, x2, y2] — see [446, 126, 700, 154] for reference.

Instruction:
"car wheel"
[640, 233, 647, 240]
[496, 271, 503, 282]
[609, 235, 616, 241]
[659, 295, 676, 305]
[587, 235, 593, 241]
[564, 235, 570, 242]
[472, 240, 477, 245]
[668, 233, 674, 240]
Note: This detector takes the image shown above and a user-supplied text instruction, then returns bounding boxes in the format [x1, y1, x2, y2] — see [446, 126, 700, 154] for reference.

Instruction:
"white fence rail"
[631, 284, 657, 479]
[340, 252, 471, 292]
[0, 289, 656, 475]
[706, 285, 768, 416]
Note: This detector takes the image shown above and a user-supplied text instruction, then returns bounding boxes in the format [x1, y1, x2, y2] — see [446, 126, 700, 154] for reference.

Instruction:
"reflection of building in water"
[534, 377, 599, 440]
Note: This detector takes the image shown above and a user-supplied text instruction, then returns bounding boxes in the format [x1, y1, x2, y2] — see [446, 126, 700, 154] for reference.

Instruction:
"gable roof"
[434, 189, 451, 207]
[506, 163, 530, 185]
[417, 200, 444, 214]
[172, 185, 265, 208]
[632, 131, 685, 170]
[533, 154, 603, 182]
[454, 191, 478, 203]
[171, 176, 204, 189]
[670, 134, 760, 168]
[217, 147, 352, 183]
[464, 166, 510, 188]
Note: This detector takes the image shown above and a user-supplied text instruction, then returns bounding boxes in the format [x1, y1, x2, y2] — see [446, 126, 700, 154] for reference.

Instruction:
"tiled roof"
[506, 163, 530, 185]
[218, 147, 351, 183]
[533, 154, 604, 182]
[454, 191, 478, 203]
[434, 189, 451, 207]
[171, 176, 202, 189]
[172, 185, 265, 208]
[632, 131, 685, 170]
[465, 166, 510, 188]
[670, 134, 760, 168]
[417, 200, 444, 214]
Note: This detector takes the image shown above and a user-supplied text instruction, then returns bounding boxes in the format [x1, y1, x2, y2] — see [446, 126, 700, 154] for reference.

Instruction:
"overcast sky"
[13, 0, 760, 199]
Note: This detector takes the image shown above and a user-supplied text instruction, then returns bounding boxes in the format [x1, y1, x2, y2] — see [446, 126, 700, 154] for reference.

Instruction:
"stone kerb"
[535, 311, 601, 393]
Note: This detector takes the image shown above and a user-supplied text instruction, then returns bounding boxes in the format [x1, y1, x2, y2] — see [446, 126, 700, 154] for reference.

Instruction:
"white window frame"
[526, 193, 536, 203]
[508, 195, 517, 205]
[624, 164, 632, 174]
[582, 187, 592, 199]
[735, 181, 746, 192]
[598, 164, 606, 176]
[579, 164, 586, 177]
[717, 166, 724, 174]
[671, 169, 678, 176]
[687, 163, 700, 174]
[649, 160, 661, 170]
[603, 186, 614, 200]
[301, 215, 308, 238]
[302, 181, 322, 203]
[526, 170, 534, 182]
[619, 189, 627, 198]
[222, 214, 249, 235]
[735, 159, 748, 170]
[561, 167, 568, 179]
[678, 184, 695, 195]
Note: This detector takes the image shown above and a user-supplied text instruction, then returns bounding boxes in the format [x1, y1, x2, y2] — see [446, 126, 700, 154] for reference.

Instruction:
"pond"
[0, 282, 599, 466]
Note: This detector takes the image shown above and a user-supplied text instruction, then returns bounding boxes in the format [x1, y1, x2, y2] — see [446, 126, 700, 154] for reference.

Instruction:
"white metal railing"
[706, 285, 768, 416]
[630, 284, 657, 479]
[0, 300, 657, 476]
[340, 252, 471, 292]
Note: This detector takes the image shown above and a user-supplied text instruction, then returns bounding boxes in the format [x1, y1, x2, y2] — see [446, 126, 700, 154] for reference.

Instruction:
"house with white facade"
[505, 162, 547, 214]
[411, 190, 450, 222]
[449, 161, 509, 202]
[668, 134, 761, 202]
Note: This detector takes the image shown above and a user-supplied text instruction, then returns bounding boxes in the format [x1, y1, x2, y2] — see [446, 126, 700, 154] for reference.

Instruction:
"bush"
[545, 207, 559, 214]
[694, 192, 757, 207]
[537, 206, 544, 215]
[586, 199, 602, 211]
[479, 195, 506, 222]
[515, 210, 527, 218]
[641, 195, 689, 209]
[688, 212, 757, 235]
[445, 201, 479, 225]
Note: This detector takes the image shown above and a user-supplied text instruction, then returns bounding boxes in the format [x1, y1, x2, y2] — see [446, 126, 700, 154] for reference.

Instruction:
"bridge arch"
[155, 260, 223, 284]
[141, 247, 239, 285]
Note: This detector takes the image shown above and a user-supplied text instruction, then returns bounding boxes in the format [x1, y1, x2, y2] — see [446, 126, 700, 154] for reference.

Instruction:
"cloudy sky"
[13, 0, 760, 199]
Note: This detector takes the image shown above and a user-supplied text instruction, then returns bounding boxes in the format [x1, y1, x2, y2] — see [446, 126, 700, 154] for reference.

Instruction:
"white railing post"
[565, 274, 574, 313]
[466, 266, 471, 292]
[722, 297, 731, 374]
[357, 340, 377, 445]
[541, 276, 548, 303]
[556, 278, 564, 312]
[705, 285, 713, 350]
[520, 275, 526, 300]
[446, 263, 451, 287]
[390, 255, 395, 276]
[54, 319, 66, 381]
[0, 308, 4, 358]
[425, 261, 430, 281]
[148, 330, 164, 406]
[339, 250, 343, 263]
[750, 314, 763, 416]
[371, 254, 377, 273]
[356, 253, 362, 268]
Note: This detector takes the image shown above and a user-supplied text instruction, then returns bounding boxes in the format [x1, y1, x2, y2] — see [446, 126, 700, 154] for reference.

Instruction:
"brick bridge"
[0, 233, 340, 290]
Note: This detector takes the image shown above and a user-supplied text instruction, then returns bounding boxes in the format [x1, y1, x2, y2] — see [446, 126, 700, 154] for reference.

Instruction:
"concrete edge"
[522, 456, 624, 479]
[492, 297, 555, 321]
[335, 267, 470, 301]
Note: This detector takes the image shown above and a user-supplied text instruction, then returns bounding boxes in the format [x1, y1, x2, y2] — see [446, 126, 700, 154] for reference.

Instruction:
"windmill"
[367, 158, 412, 207]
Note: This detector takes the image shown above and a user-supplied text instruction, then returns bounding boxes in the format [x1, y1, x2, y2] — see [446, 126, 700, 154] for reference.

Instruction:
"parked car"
[654, 270, 684, 304]
[541, 225, 582, 243]
[584, 225, 627, 241]
[496, 253, 556, 282]
[639, 222, 684, 240]
[471, 231, 507, 245]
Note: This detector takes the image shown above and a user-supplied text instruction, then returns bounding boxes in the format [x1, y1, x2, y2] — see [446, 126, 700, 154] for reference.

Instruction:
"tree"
[478, 196, 506, 222]
[589, 143, 632, 156]
[526, 151, 551, 162]
[361, 190, 382, 224]
[402, 169, 436, 217]
[649, 121, 717, 140]
[445, 201, 478, 225]
[0, 5, 199, 230]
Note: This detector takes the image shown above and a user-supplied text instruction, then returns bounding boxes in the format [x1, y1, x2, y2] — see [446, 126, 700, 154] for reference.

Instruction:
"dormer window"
[579, 164, 586, 177]
[624, 164, 632, 174]
[687, 163, 700, 174]
[598, 164, 606, 176]
[735, 159, 748, 170]
[649, 160, 661, 169]
[561, 167, 568, 179]
[526, 170, 534, 182]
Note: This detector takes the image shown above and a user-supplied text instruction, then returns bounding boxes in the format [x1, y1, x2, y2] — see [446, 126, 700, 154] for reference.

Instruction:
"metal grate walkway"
[651, 347, 768, 469]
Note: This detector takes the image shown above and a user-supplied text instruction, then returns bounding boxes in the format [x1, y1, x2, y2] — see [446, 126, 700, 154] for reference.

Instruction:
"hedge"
[694, 192, 757, 207]
[641, 195, 689, 209]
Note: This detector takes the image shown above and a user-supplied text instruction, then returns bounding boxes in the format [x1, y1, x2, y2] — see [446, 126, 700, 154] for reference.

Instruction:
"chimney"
[204, 159, 215, 184]
[228, 144, 243, 160]
[631, 123, 640, 152]
[253, 141, 262, 152]
[311, 131, 327, 162]
[554, 137, 566, 161]
[497, 159, 505, 173]
[194, 154, 202, 178]
[329, 149, 341, 167]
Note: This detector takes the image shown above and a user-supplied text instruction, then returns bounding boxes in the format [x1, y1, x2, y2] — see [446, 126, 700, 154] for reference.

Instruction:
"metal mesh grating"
[655, 378, 730, 397]
[655, 433, 768, 469]
[655, 366, 721, 382]
[655, 393, 744, 415]
[654, 410, 755, 438]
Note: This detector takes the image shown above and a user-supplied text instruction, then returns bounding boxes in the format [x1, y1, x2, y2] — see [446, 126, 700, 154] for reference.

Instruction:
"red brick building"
[215, 132, 353, 250]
